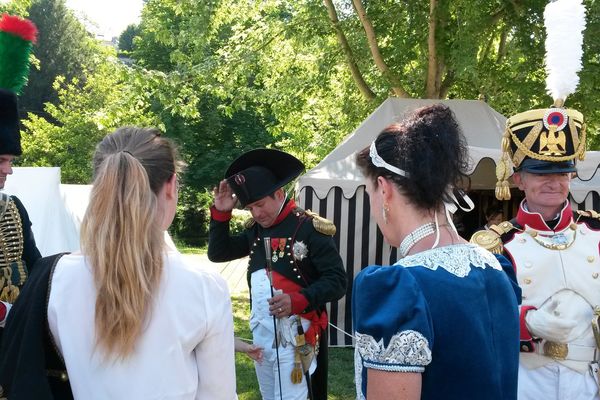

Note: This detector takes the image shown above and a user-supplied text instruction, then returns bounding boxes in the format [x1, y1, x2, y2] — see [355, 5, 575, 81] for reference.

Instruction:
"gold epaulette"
[470, 221, 514, 254]
[576, 210, 600, 220]
[305, 210, 336, 236]
[244, 217, 256, 229]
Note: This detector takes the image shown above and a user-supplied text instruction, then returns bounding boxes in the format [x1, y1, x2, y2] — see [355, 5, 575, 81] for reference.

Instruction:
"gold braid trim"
[576, 210, 600, 220]
[496, 127, 513, 200]
[0, 198, 27, 303]
[470, 221, 515, 254]
[305, 210, 336, 236]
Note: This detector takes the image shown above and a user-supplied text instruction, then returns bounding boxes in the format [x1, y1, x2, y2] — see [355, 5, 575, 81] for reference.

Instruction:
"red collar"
[272, 199, 297, 226]
[515, 200, 572, 232]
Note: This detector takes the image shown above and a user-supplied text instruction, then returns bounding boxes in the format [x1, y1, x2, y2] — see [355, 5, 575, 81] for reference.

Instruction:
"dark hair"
[356, 104, 469, 210]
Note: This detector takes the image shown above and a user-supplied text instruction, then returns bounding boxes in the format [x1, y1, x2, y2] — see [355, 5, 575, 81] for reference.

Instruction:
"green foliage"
[19, 0, 102, 119]
[20, 55, 161, 183]
[118, 23, 139, 53]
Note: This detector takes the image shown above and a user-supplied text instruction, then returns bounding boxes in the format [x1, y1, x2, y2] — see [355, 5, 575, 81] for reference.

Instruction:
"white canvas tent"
[296, 98, 600, 346]
[3, 167, 176, 257]
[3, 167, 84, 256]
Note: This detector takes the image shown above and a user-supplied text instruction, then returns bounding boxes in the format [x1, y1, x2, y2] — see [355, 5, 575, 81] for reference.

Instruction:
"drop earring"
[382, 203, 390, 224]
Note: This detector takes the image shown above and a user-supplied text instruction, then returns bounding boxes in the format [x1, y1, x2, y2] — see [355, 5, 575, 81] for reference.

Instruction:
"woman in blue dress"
[353, 104, 520, 400]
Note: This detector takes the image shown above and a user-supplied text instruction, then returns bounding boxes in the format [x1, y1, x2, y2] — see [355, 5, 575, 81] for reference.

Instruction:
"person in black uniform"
[0, 14, 41, 334]
[208, 148, 346, 400]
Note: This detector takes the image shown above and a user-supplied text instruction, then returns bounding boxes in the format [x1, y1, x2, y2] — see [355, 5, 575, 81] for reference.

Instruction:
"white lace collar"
[393, 244, 502, 278]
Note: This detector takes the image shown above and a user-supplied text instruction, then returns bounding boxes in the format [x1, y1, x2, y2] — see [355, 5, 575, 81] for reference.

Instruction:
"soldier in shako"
[208, 148, 346, 400]
[0, 14, 41, 335]
[471, 1, 600, 398]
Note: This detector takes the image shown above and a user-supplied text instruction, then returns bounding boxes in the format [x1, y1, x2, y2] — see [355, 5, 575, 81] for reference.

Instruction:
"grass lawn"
[232, 296, 356, 400]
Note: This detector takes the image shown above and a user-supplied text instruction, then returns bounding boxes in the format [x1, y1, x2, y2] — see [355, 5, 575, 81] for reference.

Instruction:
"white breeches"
[518, 362, 600, 400]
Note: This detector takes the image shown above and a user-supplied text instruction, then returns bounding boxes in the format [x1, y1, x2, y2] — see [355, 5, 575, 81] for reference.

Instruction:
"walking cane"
[264, 237, 284, 400]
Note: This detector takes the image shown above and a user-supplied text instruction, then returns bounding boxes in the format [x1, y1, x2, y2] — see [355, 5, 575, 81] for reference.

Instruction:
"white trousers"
[518, 362, 599, 400]
[253, 322, 308, 400]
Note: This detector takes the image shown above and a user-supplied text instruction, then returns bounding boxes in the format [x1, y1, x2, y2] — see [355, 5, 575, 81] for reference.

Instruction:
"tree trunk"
[351, 0, 410, 98]
[426, 0, 439, 98]
[323, 0, 376, 101]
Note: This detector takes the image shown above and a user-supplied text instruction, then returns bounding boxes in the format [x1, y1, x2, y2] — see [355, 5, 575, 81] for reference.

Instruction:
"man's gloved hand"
[525, 301, 578, 343]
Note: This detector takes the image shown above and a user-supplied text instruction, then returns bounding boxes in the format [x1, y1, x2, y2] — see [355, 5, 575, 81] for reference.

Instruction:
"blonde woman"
[14, 128, 237, 399]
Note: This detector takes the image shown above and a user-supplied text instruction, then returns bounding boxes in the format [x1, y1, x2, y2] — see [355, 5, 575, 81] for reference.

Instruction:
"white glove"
[525, 302, 578, 343]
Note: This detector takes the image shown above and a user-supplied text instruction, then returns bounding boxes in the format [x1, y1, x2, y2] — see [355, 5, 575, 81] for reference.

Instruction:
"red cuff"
[520, 305, 537, 352]
[0, 302, 6, 322]
[210, 205, 232, 222]
[289, 292, 309, 315]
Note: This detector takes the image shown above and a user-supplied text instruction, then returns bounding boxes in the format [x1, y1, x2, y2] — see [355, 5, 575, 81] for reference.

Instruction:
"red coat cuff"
[520, 305, 537, 352]
[289, 292, 309, 315]
[0, 302, 6, 323]
[210, 205, 232, 222]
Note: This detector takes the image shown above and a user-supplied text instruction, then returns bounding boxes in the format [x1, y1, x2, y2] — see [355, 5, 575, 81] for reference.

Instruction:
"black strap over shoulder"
[0, 252, 73, 400]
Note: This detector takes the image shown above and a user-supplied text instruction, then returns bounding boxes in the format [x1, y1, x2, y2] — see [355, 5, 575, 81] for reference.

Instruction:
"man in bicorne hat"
[471, 2, 599, 398]
[208, 148, 346, 400]
[0, 14, 41, 335]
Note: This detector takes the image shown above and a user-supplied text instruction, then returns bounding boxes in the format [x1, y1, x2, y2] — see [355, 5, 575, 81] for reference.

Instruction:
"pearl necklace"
[398, 222, 437, 258]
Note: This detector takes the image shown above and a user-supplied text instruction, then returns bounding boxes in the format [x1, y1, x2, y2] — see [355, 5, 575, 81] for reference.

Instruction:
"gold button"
[588, 256, 595, 263]
[528, 230, 538, 238]
[524, 278, 532, 284]
[570, 223, 578, 230]
[521, 345, 529, 351]
[593, 273, 599, 279]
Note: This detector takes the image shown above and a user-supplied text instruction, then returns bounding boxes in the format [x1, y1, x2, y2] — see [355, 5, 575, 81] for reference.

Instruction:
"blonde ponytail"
[80, 127, 179, 359]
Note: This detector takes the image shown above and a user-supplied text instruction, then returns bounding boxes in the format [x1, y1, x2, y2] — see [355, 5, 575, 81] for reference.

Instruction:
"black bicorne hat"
[225, 148, 305, 208]
[0, 89, 21, 156]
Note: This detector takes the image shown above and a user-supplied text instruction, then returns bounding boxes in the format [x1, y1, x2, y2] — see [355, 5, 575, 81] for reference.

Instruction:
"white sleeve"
[194, 276, 238, 400]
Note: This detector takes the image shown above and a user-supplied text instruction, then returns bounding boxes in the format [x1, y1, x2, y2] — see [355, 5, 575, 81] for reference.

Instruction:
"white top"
[48, 251, 237, 400]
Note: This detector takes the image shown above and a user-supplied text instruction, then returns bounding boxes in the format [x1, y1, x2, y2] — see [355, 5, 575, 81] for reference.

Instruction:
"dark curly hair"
[356, 104, 469, 211]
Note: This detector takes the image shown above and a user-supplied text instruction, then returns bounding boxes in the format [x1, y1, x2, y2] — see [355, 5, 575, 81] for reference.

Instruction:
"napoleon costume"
[208, 149, 346, 400]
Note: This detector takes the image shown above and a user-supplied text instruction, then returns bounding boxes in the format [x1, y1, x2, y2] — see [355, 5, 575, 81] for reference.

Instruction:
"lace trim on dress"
[355, 330, 432, 399]
[356, 330, 432, 369]
[395, 244, 502, 278]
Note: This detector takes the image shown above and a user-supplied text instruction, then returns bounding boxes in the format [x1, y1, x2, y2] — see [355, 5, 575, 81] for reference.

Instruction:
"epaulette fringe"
[470, 221, 514, 254]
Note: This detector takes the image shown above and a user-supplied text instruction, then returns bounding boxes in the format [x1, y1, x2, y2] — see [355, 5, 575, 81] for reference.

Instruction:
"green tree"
[21, 52, 161, 183]
[118, 23, 139, 53]
[19, 0, 102, 120]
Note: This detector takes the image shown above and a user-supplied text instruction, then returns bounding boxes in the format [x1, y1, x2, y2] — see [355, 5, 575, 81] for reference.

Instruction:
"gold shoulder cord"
[470, 221, 516, 254]
[305, 210, 336, 236]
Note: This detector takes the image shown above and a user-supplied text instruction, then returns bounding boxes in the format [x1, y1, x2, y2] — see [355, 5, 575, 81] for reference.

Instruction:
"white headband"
[369, 141, 410, 178]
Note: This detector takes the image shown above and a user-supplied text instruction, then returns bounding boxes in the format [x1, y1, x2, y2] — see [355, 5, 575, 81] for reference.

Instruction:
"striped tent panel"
[299, 186, 600, 347]
[298, 185, 397, 346]
[571, 192, 600, 211]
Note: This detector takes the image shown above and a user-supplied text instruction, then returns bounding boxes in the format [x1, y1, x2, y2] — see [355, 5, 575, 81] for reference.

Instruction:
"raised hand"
[213, 179, 237, 212]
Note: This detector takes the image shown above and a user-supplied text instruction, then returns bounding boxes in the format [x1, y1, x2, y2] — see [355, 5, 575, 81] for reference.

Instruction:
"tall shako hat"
[0, 14, 38, 156]
[496, 0, 587, 200]
[225, 148, 305, 208]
